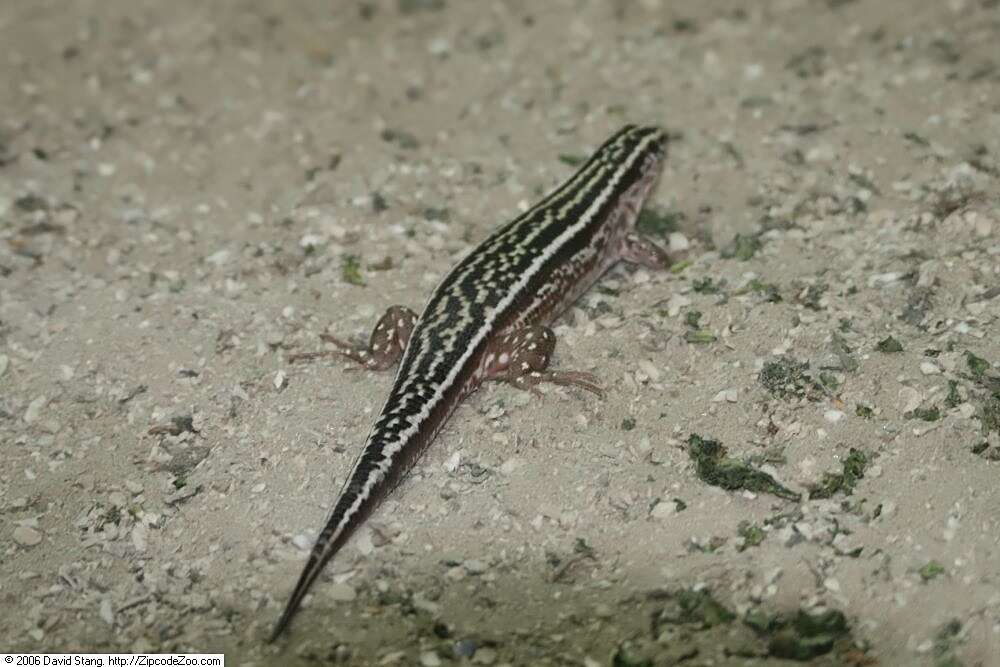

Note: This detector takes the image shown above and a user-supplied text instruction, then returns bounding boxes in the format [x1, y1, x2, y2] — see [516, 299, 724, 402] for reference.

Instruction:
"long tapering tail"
[269, 463, 390, 641]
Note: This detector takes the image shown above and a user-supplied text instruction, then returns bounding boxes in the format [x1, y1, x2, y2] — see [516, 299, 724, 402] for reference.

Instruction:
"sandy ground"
[2, 0, 999, 665]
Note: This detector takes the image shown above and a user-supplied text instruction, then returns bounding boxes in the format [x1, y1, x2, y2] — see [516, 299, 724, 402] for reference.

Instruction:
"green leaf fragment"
[669, 259, 691, 274]
[965, 351, 989, 377]
[759, 357, 823, 400]
[341, 254, 364, 285]
[746, 278, 782, 302]
[766, 609, 850, 661]
[687, 435, 800, 501]
[855, 404, 874, 419]
[558, 153, 586, 167]
[743, 609, 771, 634]
[654, 589, 736, 630]
[979, 395, 1000, 436]
[808, 448, 867, 499]
[944, 380, 962, 409]
[722, 233, 762, 261]
[818, 371, 839, 392]
[935, 656, 966, 667]
[692, 277, 720, 294]
[934, 618, 964, 664]
[380, 127, 420, 149]
[876, 336, 903, 353]
[612, 643, 653, 667]
[920, 561, 946, 581]
[422, 206, 450, 222]
[673, 18, 698, 32]
[907, 406, 941, 422]
[684, 329, 716, 344]
[737, 521, 766, 551]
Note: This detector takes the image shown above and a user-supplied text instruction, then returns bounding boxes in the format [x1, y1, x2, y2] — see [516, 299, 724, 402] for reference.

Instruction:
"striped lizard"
[271, 124, 669, 640]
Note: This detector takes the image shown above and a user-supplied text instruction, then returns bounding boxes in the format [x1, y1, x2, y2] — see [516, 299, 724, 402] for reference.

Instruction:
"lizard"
[271, 124, 669, 640]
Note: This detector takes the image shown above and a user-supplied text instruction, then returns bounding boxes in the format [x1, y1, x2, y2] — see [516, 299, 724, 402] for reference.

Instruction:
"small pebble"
[711, 388, 738, 403]
[594, 603, 614, 619]
[956, 403, 975, 419]
[637, 359, 661, 382]
[650, 500, 676, 520]
[463, 559, 488, 575]
[274, 370, 287, 389]
[131, 524, 148, 552]
[898, 387, 922, 413]
[205, 249, 230, 265]
[13, 525, 42, 547]
[99, 598, 115, 625]
[868, 271, 903, 287]
[165, 484, 200, 505]
[824, 409, 845, 423]
[453, 639, 477, 658]
[668, 232, 690, 252]
[300, 234, 326, 249]
[327, 583, 356, 602]
[805, 144, 836, 162]
[23, 395, 47, 423]
[379, 651, 406, 665]
[0, 354, 8, 377]
[919, 361, 940, 375]
[354, 527, 375, 555]
[428, 37, 451, 56]
[419, 652, 442, 667]
[411, 591, 439, 615]
[665, 294, 691, 317]
[473, 647, 497, 665]
[499, 457, 524, 475]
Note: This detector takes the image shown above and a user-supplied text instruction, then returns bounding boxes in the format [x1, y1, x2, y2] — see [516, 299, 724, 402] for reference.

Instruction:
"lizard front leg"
[484, 325, 603, 397]
[290, 305, 417, 370]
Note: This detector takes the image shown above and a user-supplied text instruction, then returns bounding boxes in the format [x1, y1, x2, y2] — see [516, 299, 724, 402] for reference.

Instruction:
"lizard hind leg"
[291, 305, 418, 370]
[484, 325, 604, 397]
[620, 233, 670, 270]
